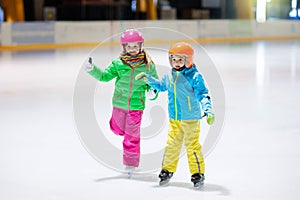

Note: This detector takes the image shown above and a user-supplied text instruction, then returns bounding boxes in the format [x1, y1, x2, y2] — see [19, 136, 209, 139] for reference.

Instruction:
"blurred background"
[0, 0, 299, 49]
[1, 1, 300, 200]
[0, 0, 299, 22]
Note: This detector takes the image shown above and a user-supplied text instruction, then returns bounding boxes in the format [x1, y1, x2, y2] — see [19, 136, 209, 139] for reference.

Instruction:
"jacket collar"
[172, 64, 196, 76]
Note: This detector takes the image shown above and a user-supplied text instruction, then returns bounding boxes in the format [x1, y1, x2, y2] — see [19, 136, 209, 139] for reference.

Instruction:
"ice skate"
[158, 169, 173, 186]
[191, 173, 205, 188]
[125, 166, 136, 178]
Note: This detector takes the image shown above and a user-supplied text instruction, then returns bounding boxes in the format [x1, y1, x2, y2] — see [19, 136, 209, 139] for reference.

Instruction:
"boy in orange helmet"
[136, 42, 214, 188]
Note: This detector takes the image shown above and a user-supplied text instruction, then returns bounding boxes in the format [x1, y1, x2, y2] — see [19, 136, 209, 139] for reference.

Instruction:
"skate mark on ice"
[153, 181, 230, 195]
[94, 173, 159, 183]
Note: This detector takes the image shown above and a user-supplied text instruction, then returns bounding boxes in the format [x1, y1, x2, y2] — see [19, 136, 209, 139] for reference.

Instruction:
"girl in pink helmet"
[84, 29, 159, 175]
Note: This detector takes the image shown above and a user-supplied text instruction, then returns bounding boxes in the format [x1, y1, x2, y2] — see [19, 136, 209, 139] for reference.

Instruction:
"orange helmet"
[168, 42, 194, 68]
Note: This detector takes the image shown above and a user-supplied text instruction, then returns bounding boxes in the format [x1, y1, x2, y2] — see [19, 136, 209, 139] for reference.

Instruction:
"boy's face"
[170, 55, 186, 70]
[124, 42, 140, 56]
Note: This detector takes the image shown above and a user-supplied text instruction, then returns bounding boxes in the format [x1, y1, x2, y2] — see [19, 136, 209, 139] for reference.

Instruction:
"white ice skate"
[124, 166, 136, 178]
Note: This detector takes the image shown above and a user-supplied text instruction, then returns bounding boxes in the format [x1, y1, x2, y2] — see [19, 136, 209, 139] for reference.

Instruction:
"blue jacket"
[146, 65, 213, 120]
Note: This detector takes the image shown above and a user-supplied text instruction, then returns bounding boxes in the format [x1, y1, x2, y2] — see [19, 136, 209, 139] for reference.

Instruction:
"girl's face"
[170, 55, 186, 70]
[124, 42, 140, 56]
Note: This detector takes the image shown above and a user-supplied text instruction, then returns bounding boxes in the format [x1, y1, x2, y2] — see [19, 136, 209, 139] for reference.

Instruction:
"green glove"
[206, 114, 215, 125]
[135, 72, 148, 82]
[146, 88, 159, 101]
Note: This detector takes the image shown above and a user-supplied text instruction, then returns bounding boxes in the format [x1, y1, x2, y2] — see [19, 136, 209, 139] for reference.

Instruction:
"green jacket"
[89, 58, 158, 110]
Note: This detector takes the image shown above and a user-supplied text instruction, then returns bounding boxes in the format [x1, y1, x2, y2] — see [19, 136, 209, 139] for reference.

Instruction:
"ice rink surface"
[1, 40, 300, 200]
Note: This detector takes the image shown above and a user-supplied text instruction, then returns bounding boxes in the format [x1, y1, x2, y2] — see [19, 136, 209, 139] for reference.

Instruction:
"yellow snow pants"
[161, 119, 205, 175]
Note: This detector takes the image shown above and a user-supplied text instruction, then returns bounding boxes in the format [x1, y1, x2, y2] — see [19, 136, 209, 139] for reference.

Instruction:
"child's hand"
[203, 108, 214, 125]
[206, 113, 215, 125]
[146, 88, 158, 100]
[135, 72, 148, 82]
[84, 57, 94, 72]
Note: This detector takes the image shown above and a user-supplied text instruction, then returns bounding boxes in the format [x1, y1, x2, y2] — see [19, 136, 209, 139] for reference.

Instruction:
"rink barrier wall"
[0, 20, 300, 50]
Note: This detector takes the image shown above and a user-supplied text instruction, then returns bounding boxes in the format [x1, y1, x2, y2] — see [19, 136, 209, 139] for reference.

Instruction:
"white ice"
[0, 40, 300, 200]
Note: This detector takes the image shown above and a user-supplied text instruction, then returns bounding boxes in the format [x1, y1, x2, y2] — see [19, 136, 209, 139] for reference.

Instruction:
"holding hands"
[135, 72, 148, 82]
[136, 72, 158, 100]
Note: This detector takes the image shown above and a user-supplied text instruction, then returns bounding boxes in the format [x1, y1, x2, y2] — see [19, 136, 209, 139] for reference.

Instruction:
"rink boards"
[0, 20, 300, 49]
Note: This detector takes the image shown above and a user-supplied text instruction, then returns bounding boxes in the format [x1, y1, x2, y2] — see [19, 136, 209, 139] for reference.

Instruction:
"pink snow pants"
[109, 107, 143, 167]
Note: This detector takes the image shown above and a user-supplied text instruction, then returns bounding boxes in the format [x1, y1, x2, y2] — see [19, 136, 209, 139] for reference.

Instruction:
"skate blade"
[159, 179, 170, 186]
[193, 182, 204, 189]
[127, 171, 134, 179]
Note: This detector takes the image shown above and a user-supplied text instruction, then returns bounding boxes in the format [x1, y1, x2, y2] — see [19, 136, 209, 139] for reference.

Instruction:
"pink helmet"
[120, 29, 144, 44]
